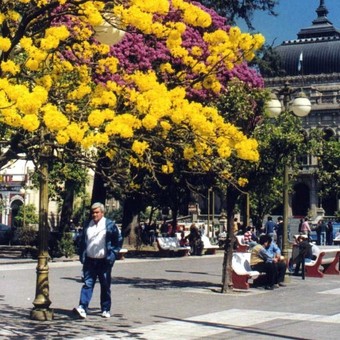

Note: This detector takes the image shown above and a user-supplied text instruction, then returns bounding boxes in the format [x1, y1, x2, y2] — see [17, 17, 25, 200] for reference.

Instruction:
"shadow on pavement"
[59, 275, 219, 291]
[0, 305, 149, 339]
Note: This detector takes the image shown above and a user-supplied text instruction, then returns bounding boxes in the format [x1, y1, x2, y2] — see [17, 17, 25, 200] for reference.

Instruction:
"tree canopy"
[0, 0, 265, 221]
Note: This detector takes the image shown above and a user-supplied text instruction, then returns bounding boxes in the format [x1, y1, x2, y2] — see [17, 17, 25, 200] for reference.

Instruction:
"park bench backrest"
[201, 235, 212, 248]
[157, 237, 180, 250]
[236, 235, 245, 245]
[320, 249, 340, 264]
[232, 252, 251, 275]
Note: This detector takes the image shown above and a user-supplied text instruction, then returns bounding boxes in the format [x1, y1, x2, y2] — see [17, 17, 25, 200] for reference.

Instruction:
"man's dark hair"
[259, 234, 271, 245]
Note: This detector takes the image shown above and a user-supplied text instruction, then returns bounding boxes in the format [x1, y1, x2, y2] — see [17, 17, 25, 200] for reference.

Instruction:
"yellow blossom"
[162, 161, 174, 174]
[0, 37, 11, 52]
[1, 60, 20, 75]
[183, 147, 195, 160]
[132, 140, 149, 155]
[42, 104, 69, 131]
[22, 114, 40, 132]
[56, 130, 70, 145]
[237, 177, 249, 187]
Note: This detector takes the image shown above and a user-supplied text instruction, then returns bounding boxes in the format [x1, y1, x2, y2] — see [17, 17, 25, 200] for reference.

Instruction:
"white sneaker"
[101, 311, 110, 318]
[74, 306, 86, 319]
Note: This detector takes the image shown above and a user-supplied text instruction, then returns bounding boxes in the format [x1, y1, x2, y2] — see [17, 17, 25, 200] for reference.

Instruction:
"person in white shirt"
[74, 202, 122, 319]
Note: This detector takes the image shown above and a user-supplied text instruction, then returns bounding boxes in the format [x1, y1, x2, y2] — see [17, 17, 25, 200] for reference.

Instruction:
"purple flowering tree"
[107, 1, 264, 104]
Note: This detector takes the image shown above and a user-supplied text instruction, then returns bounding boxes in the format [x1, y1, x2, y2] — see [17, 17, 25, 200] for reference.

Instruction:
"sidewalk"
[0, 244, 162, 265]
[1, 250, 340, 339]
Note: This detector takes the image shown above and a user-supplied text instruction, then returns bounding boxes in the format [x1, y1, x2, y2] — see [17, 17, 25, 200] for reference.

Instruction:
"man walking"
[74, 202, 122, 319]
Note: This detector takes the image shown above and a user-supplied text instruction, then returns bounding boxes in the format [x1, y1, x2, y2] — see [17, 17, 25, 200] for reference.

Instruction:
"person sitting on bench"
[250, 234, 277, 290]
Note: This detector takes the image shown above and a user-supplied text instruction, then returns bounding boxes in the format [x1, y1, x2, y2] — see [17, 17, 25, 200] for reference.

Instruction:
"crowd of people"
[235, 215, 333, 289]
[72, 204, 336, 319]
[135, 220, 206, 256]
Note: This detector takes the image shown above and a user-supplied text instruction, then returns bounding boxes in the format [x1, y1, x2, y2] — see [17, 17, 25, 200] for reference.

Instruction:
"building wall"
[265, 74, 340, 218]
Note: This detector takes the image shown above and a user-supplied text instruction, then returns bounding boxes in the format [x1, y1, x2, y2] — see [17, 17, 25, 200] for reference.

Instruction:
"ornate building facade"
[264, 0, 339, 218]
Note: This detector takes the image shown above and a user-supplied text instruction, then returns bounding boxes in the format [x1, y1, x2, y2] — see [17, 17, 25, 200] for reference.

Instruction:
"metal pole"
[282, 164, 289, 259]
[212, 190, 215, 238]
[30, 157, 53, 320]
[282, 85, 291, 261]
[207, 188, 210, 237]
[245, 193, 250, 227]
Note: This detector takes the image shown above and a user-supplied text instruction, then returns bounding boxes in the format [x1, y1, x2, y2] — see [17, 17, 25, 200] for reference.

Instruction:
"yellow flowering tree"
[0, 0, 265, 244]
[0, 0, 266, 310]
[89, 1, 265, 231]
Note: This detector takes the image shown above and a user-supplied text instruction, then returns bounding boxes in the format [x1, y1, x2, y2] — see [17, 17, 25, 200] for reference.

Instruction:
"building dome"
[271, 0, 340, 76]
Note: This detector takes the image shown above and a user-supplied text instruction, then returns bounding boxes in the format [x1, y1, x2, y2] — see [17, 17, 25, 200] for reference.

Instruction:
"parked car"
[0, 224, 13, 245]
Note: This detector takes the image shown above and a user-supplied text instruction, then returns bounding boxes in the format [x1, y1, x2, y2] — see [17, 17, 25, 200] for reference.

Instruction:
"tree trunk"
[221, 216, 235, 293]
[91, 170, 107, 205]
[121, 195, 144, 247]
[59, 178, 76, 233]
[171, 206, 178, 231]
[221, 188, 240, 293]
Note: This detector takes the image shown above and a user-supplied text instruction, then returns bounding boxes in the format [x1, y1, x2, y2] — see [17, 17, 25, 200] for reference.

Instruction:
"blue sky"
[236, 0, 340, 47]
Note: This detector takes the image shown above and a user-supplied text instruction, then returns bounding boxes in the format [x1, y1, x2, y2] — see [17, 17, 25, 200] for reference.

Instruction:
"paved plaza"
[1, 252, 340, 339]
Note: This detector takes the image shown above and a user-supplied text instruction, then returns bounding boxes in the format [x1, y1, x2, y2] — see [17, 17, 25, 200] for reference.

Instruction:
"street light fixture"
[94, 16, 125, 45]
[267, 82, 312, 260]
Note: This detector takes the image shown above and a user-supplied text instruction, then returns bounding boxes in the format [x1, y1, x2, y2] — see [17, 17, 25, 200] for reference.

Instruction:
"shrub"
[16, 225, 38, 246]
[57, 232, 75, 258]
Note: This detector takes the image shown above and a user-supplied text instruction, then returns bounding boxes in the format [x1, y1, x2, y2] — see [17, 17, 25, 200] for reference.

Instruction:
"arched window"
[10, 200, 23, 228]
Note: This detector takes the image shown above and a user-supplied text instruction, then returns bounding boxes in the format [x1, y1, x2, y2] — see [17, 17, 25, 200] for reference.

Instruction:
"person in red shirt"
[243, 226, 257, 247]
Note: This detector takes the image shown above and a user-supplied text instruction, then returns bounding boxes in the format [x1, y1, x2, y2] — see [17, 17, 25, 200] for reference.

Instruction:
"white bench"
[333, 238, 340, 246]
[235, 235, 249, 252]
[305, 249, 340, 277]
[232, 252, 265, 289]
[156, 237, 190, 256]
[118, 248, 128, 260]
[201, 235, 219, 255]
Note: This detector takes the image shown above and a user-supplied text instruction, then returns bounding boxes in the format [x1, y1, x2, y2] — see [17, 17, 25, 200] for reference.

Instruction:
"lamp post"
[207, 188, 211, 237]
[267, 82, 312, 259]
[30, 155, 53, 320]
[207, 188, 215, 238]
[245, 192, 250, 227]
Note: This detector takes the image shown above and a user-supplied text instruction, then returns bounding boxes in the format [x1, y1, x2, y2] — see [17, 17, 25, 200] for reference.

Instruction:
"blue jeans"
[79, 257, 113, 312]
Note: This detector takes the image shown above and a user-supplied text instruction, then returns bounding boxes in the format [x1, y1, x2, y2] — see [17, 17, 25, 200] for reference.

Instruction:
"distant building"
[0, 160, 58, 228]
[263, 0, 340, 218]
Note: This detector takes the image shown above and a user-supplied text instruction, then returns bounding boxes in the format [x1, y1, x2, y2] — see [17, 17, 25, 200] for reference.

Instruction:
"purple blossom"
[107, 1, 263, 101]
